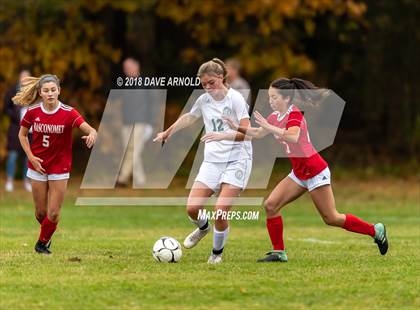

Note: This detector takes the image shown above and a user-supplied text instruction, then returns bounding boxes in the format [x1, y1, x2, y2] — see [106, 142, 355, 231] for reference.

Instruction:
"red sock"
[343, 214, 375, 237]
[39, 217, 58, 243]
[266, 216, 285, 250]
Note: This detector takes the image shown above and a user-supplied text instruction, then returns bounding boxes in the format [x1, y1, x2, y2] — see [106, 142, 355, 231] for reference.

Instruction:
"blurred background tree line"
[0, 0, 418, 173]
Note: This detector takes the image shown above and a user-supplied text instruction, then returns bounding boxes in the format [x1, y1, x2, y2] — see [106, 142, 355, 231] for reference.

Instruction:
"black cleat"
[374, 223, 388, 255]
[35, 240, 51, 255]
[257, 250, 288, 262]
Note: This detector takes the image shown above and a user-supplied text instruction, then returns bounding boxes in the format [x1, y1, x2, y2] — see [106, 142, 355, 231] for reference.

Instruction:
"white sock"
[212, 226, 229, 255]
[188, 215, 208, 230]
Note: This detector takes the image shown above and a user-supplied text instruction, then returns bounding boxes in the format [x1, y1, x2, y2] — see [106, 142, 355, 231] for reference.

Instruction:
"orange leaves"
[155, 0, 365, 80]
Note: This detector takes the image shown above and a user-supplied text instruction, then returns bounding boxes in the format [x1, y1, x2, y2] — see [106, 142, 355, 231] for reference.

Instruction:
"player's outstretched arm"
[254, 111, 300, 143]
[153, 113, 199, 143]
[79, 122, 97, 149]
[201, 131, 252, 142]
[201, 118, 253, 142]
[18, 126, 46, 174]
[222, 115, 269, 139]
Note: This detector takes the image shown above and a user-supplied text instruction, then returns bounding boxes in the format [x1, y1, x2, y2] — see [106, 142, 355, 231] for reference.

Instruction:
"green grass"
[0, 179, 419, 309]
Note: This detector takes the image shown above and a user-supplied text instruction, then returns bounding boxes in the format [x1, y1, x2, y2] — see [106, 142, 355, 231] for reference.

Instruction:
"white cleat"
[207, 253, 222, 264]
[5, 181, 13, 192]
[183, 226, 210, 249]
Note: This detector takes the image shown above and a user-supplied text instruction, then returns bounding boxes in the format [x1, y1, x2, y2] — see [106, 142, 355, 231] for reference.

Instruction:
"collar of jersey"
[40, 101, 62, 114]
[275, 105, 294, 122]
[205, 88, 232, 103]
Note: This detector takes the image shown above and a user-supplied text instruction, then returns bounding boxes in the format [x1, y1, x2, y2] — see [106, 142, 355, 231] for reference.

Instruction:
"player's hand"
[82, 130, 97, 149]
[29, 155, 46, 174]
[222, 116, 238, 130]
[201, 132, 226, 142]
[153, 131, 169, 143]
[254, 111, 270, 129]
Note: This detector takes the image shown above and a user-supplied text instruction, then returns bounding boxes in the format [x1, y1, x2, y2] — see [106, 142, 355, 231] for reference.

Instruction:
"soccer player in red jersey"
[225, 78, 388, 262]
[14, 74, 97, 255]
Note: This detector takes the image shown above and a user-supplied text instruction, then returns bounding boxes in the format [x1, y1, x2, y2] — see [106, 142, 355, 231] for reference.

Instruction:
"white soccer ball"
[152, 237, 182, 263]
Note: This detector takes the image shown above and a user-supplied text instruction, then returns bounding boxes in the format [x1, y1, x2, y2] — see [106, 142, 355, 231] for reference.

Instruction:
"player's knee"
[263, 199, 280, 216]
[186, 204, 200, 218]
[215, 204, 230, 215]
[187, 195, 206, 209]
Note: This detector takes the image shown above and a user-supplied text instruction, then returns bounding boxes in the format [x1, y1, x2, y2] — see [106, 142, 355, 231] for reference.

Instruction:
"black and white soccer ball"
[152, 237, 182, 263]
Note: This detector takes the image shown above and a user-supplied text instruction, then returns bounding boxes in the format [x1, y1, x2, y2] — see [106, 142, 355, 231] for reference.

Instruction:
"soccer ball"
[152, 237, 182, 263]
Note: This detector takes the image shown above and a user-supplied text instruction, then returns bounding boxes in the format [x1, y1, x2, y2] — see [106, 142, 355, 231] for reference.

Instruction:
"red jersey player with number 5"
[225, 78, 388, 262]
[14, 74, 97, 255]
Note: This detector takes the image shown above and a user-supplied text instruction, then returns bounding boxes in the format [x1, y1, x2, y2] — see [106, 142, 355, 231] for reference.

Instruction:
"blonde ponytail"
[12, 77, 41, 106]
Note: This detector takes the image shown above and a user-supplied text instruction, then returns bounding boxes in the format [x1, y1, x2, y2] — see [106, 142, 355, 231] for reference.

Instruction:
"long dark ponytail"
[270, 78, 320, 105]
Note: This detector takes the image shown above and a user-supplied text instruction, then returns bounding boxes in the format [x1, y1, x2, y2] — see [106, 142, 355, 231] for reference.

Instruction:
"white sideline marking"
[75, 197, 264, 206]
[289, 237, 340, 244]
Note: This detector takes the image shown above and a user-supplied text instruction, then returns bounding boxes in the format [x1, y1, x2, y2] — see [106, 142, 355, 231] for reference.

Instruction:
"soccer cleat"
[5, 181, 13, 192]
[46, 240, 52, 249]
[207, 253, 222, 264]
[257, 250, 288, 262]
[35, 240, 51, 255]
[183, 225, 210, 249]
[374, 223, 388, 255]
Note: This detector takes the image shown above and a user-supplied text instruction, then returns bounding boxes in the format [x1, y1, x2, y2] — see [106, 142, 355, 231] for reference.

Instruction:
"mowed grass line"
[0, 183, 419, 309]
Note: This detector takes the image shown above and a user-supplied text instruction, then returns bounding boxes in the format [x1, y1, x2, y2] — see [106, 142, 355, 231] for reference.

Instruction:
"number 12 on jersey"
[211, 118, 224, 132]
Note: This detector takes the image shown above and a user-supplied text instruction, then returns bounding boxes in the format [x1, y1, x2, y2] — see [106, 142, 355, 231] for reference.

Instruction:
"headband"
[38, 75, 60, 89]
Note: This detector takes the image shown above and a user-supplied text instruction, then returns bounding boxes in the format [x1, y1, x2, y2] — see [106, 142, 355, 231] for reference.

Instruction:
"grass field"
[0, 178, 419, 309]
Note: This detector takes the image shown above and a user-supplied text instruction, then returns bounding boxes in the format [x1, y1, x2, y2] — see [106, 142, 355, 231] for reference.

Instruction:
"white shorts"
[195, 159, 252, 192]
[288, 167, 331, 192]
[27, 168, 70, 182]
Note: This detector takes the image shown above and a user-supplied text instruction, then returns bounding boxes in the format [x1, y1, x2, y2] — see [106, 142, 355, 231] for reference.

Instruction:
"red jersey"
[267, 105, 328, 180]
[20, 101, 85, 174]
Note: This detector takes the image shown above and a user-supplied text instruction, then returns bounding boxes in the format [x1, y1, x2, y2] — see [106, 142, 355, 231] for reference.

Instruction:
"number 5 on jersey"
[42, 135, 50, 147]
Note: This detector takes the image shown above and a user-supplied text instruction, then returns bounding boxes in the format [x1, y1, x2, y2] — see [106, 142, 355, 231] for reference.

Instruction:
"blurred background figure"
[225, 58, 251, 104]
[122, 57, 141, 78]
[117, 57, 154, 187]
[4, 69, 32, 192]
